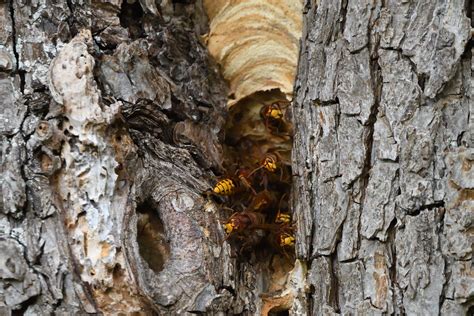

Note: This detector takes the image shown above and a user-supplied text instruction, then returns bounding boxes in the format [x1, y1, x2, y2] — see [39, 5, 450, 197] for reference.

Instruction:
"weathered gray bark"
[1, 0, 472, 315]
[1, 0, 301, 314]
[293, 0, 473, 315]
[0, 1, 239, 314]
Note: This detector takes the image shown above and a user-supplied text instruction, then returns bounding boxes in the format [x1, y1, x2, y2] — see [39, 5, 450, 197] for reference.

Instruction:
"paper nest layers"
[203, 0, 303, 106]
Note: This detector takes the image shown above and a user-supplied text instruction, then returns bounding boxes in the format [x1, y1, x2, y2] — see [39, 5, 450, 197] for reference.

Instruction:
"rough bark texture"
[0, 0, 472, 315]
[293, 0, 473, 314]
[0, 0, 304, 314]
[0, 0, 236, 314]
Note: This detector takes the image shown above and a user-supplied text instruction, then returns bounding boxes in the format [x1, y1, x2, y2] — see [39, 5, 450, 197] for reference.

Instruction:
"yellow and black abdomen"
[213, 179, 237, 195]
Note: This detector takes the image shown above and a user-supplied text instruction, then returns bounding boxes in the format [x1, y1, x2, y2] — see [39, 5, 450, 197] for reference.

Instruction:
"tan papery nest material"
[203, 0, 303, 106]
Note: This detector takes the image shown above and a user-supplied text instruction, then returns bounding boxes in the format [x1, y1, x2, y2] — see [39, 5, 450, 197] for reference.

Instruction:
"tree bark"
[0, 0, 472, 315]
[293, 0, 473, 314]
[0, 1, 236, 314]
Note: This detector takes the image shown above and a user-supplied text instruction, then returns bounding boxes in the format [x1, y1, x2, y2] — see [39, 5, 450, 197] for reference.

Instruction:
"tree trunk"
[0, 0, 472, 315]
[0, 0, 234, 314]
[293, 0, 473, 315]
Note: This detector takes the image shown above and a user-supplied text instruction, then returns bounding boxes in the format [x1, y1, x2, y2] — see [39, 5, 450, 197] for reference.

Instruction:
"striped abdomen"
[213, 179, 237, 195]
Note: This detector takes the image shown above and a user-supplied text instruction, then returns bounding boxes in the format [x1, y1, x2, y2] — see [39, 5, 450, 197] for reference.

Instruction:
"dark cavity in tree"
[119, 1, 145, 39]
[136, 200, 170, 273]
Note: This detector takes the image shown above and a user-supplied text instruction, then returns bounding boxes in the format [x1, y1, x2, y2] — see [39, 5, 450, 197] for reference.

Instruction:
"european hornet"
[247, 190, 277, 213]
[268, 225, 295, 260]
[248, 152, 288, 189]
[249, 153, 279, 176]
[274, 193, 292, 224]
[223, 210, 265, 235]
[212, 168, 257, 196]
[275, 212, 291, 225]
[260, 101, 291, 135]
[213, 178, 237, 196]
[260, 102, 284, 126]
[278, 231, 295, 247]
[261, 153, 278, 173]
